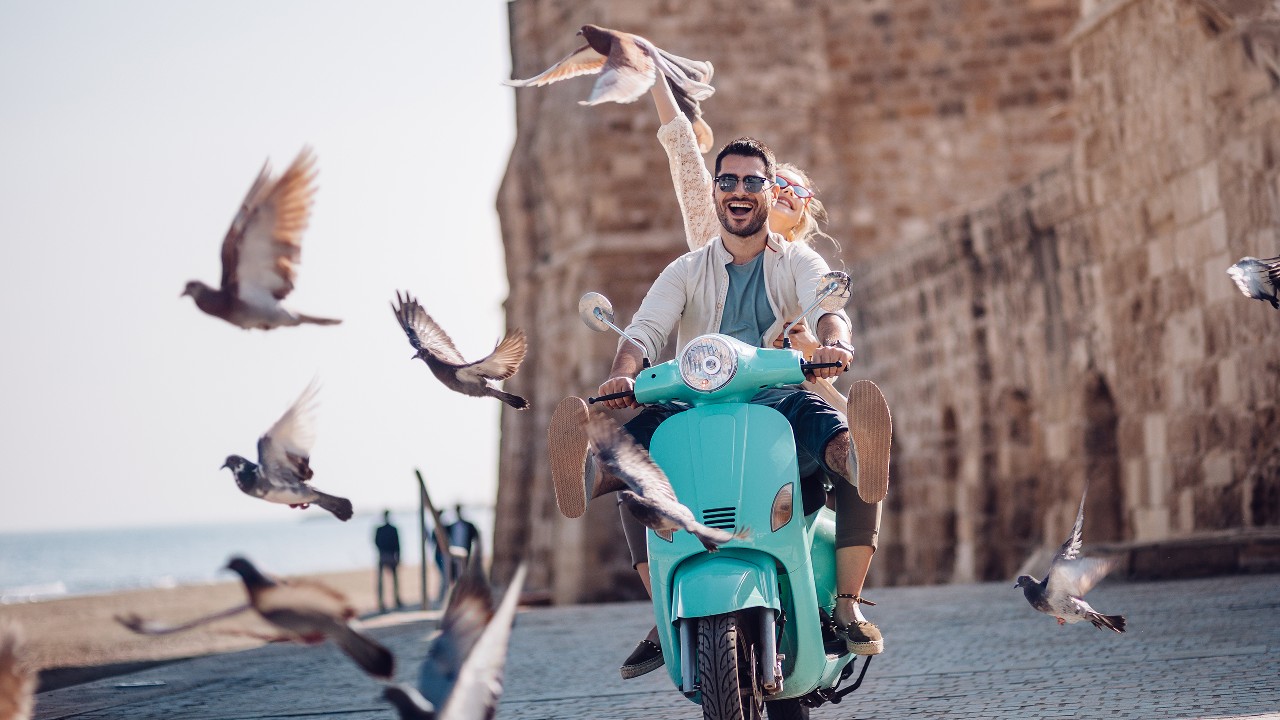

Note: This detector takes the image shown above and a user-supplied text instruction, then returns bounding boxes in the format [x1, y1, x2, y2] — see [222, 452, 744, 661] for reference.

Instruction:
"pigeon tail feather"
[297, 313, 342, 326]
[493, 389, 530, 410]
[314, 492, 354, 521]
[332, 624, 395, 678]
[1089, 612, 1127, 633]
[383, 684, 436, 720]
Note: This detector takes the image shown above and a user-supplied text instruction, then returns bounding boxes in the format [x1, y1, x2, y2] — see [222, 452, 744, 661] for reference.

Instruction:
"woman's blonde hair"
[776, 162, 840, 254]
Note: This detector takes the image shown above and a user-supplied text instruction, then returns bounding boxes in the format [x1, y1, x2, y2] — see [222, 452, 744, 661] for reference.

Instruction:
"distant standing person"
[449, 504, 482, 566]
[374, 510, 403, 612]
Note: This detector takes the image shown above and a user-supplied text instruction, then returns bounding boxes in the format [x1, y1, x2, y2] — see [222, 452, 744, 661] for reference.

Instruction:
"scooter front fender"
[670, 550, 779, 619]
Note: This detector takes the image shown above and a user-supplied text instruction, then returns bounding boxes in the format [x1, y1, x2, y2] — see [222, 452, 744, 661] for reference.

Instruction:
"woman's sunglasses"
[775, 175, 814, 199]
[714, 174, 773, 193]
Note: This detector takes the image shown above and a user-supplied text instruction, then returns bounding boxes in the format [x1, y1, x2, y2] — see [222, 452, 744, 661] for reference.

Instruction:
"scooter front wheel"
[698, 613, 764, 720]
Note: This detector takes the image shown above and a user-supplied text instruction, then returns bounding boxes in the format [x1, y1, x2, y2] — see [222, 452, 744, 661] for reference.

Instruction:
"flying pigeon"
[1015, 483, 1127, 633]
[1227, 255, 1280, 308]
[383, 562, 528, 720]
[116, 557, 395, 679]
[182, 147, 341, 329]
[226, 556, 395, 678]
[391, 291, 530, 410]
[221, 380, 354, 521]
[584, 412, 746, 551]
[506, 24, 717, 153]
[0, 623, 34, 720]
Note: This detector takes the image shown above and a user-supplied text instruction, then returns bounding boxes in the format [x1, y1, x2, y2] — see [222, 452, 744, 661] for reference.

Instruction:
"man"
[433, 505, 483, 601]
[551, 137, 892, 679]
[374, 510, 403, 612]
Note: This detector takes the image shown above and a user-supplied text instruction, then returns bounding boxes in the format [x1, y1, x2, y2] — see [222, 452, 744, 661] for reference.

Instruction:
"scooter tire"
[764, 699, 809, 720]
[698, 614, 764, 720]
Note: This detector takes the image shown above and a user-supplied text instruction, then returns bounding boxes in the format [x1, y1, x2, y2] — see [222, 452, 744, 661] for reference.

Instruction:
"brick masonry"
[493, 0, 1280, 600]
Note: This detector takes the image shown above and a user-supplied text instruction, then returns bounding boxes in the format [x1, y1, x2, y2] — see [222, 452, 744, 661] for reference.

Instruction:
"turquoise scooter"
[579, 272, 872, 720]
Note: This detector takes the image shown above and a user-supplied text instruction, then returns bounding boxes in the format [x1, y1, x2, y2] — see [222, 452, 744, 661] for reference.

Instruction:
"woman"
[549, 78, 890, 680]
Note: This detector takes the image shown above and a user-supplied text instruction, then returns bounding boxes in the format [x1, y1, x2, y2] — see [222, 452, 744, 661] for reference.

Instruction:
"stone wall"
[492, 0, 1280, 599]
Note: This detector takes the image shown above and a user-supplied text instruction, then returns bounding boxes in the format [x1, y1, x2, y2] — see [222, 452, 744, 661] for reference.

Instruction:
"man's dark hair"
[714, 137, 777, 181]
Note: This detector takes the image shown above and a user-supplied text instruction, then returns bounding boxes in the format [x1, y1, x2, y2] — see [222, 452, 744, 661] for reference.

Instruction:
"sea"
[0, 507, 493, 604]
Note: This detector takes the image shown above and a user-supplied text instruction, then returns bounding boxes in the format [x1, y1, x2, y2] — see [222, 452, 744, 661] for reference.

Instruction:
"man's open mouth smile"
[726, 200, 755, 218]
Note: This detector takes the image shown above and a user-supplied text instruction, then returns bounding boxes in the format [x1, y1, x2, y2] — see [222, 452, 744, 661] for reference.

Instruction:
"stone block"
[1204, 251, 1238, 305]
[1044, 420, 1070, 461]
[1132, 505, 1170, 541]
[1147, 455, 1169, 506]
[1124, 457, 1146, 506]
[1203, 451, 1233, 488]
[1143, 413, 1167, 457]
[1217, 356, 1239, 405]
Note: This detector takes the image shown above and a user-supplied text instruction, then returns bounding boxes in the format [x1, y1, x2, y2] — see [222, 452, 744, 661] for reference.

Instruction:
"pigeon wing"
[1051, 482, 1089, 566]
[1048, 556, 1117, 599]
[582, 38, 655, 105]
[257, 380, 321, 484]
[454, 329, 527, 384]
[418, 556, 495, 709]
[437, 563, 527, 720]
[583, 413, 679, 506]
[392, 292, 468, 366]
[225, 148, 318, 307]
[505, 44, 604, 87]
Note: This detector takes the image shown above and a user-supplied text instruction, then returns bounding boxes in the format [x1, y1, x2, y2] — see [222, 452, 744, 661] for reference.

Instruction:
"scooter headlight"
[679, 335, 738, 393]
[770, 483, 794, 532]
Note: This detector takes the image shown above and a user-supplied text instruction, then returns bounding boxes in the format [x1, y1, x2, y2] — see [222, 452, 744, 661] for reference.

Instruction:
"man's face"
[714, 154, 777, 238]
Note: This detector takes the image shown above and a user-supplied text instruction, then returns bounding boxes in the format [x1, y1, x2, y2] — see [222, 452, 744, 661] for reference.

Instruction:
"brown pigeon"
[392, 291, 530, 409]
[182, 147, 341, 329]
[226, 557, 394, 678]
[118, 557, 394, 678]
[506, 24, 716, 152]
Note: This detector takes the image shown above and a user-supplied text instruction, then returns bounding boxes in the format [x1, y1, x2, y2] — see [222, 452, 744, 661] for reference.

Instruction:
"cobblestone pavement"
[34, 574, 1280, 719]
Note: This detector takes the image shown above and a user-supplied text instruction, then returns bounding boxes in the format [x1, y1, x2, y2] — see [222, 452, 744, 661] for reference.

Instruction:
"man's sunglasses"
[714, 174, 773, 193]
[775, 175, 814, 199]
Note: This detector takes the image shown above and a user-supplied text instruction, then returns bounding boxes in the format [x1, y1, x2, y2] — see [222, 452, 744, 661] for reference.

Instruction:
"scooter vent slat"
[702, 506, 737, 530]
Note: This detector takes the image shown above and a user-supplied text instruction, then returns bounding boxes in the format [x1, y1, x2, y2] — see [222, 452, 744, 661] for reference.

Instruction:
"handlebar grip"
[587, 390, 636, 405]
[801, 361, 846, 373]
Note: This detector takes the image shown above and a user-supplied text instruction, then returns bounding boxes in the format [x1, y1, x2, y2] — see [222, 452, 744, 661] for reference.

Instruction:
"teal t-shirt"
[718, 252, 776, 347]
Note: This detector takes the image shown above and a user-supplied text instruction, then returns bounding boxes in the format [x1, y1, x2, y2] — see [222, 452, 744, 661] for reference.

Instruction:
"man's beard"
[717, 200, 770, 237]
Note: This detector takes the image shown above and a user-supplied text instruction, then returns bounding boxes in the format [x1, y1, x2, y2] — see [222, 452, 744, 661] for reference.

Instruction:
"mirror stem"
[594, 308, 651, 367]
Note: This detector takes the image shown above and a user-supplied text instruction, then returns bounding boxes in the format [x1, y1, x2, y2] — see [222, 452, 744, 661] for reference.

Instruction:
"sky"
[0, 1, 518, 533]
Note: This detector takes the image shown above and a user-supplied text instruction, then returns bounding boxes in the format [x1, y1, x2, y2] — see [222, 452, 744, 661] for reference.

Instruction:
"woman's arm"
[653, 81, 718, 251]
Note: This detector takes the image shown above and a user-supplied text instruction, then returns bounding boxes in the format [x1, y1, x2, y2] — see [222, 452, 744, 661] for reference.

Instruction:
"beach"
[0, 564, 429, 691]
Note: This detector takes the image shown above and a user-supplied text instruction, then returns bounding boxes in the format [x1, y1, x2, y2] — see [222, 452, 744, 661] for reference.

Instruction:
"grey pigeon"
[1227, 255, 1280, 308]
[584, 413, 746, 551]
[383, 562, 528, 720]
[506, 24, 717, 153]
[392, 291, 530, 410]
[1015, 483, 1126, 633]
[221, 380, 354, 520]
[182, 147, 341, 329]
[0, 623, 34, 720]
[225, 557, 395, 678]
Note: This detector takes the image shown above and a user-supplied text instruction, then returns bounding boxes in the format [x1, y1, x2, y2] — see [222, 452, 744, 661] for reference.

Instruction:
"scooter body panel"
[647, 401, 851, 700]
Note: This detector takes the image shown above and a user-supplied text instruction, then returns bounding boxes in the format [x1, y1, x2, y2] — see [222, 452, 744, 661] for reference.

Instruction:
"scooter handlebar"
[587, 390, 636, 405]
[801, 361, 847, 373]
